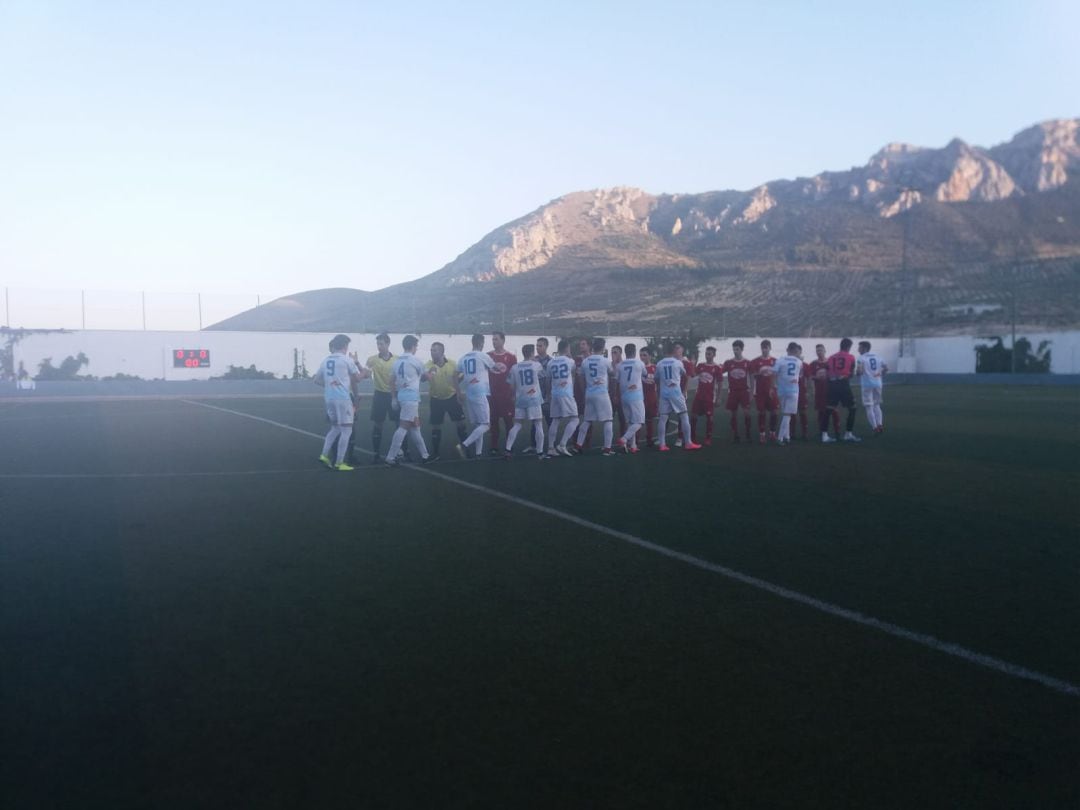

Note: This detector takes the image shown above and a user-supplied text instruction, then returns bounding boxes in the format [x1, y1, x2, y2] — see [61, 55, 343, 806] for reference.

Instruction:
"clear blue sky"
[2, 0, 1077, 306]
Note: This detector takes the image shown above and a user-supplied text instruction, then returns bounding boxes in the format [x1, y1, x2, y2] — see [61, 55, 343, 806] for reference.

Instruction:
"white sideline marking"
[0, 469, 333, 480]
[183, 398, 1080, 699]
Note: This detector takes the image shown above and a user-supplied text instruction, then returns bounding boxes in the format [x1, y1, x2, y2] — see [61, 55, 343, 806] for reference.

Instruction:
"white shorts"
[861, 386, 882, 407]
[325, 399, 355, 426]
[779, 391, 798, 414]
[584, 396, 613, 422]
[622, 399, 645, 425]
[466, 397, 491, 426]
[549, 396, 577, 419]
[658, 393, 688, 416]
[398, 400, 420, 424]
[515, 404, 543, 421]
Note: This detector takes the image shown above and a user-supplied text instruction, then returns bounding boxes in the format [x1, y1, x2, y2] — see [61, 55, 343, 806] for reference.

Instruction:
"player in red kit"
[640, 347, 659, 446]
[487, 331, 517, 455]
[691, 345, 722, 445]
[821, 337, 861, 443]
[722, 340, 753, 442]
[808, 343, 840, 437]
[749, 339, 778, 443]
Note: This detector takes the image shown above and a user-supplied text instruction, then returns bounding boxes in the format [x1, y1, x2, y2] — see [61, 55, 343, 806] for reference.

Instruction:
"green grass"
[0, 386, 1077, 808]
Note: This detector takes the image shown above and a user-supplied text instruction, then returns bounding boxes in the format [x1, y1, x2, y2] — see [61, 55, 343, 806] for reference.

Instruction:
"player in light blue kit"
[774, 342, 804, 446]
[386, 334, 431, 465]
[456, 333, 497, 458]
[616, 343, 647, 453]
[655, 344, 700, 452]
[545, 339, 580, 457]
[313, 334, 369, 471]
[857, 340, 888, 434]
[504, 344, 546, 459]
[574, 337, 616, 456]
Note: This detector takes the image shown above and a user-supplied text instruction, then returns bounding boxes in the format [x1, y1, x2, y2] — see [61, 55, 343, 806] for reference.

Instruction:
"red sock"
[646, 419, 654, 443]
[799, 411, 808, 438]
[705, 413, 713, 440]
[744, 414, 752, 438]
[729, 412, 738, 436]
[758, 410, 766, 434]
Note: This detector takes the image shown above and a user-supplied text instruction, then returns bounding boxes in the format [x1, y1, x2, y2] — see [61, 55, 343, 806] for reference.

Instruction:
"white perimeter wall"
[12, 330, 1080, 380]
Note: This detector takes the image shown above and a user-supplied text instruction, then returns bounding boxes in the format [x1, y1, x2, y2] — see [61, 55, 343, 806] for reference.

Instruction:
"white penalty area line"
[183, 398, 1080, 699]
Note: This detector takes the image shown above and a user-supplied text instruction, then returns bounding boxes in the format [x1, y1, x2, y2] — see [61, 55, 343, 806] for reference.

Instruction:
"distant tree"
[101, 373, 144, 381]
[645, 326, 708, 361]
[36, 352, 92, 381]
[212, 364, 279, 380]
[975, 337, 1051, 373]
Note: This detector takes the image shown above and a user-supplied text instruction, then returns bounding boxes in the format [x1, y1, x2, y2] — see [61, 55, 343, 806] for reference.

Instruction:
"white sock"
[407, 426, 428, 459]
[560, 417, 579, 447]
[322, 425, 340, 458]
[533, 422, 545, 453]
[602, 421, 613, 449]
[386, 427, 407, 461]
[874, 405, 883, 428]
[548, 419, 560, 451]
[658, 417, 669, 448]
[779, 415, 790, 441]
[680, 413, 692, 444]
[575, 421, 590, 447]
[505, 423, 521, 452]
[464, 424, 487, 449]
[336, 425, 353, 463]
[623, 423, 642, 445]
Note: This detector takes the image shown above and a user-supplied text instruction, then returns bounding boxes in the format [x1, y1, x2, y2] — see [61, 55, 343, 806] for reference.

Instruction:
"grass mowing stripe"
[183, 398, 1080, 699]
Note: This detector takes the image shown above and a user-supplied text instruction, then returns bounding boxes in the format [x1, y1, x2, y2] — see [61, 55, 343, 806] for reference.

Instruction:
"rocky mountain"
[212, 119, 1080, 336]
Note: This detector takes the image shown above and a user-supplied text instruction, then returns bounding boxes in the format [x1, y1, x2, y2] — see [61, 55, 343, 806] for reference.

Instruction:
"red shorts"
[797, 388, 808, 411]
[725, 390, 751, 411]
[692, 398, 714, 416]
[644, 397, 658, 418]
[489, 396, 514, 420]
[755, 391, 778, 411]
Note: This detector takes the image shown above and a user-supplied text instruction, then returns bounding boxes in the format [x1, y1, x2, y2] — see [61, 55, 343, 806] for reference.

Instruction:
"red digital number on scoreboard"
[173, 349, 211, 369]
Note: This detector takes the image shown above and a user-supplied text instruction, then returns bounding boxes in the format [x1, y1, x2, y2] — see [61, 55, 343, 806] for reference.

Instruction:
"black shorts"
[370, 390, 400, 423]
[826, 379, 855, 409]
[429, 395, 464, 425]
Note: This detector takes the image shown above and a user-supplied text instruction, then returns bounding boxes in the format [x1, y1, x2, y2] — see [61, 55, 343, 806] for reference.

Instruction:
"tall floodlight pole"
[198, 293, 203, 330]
[81, 290, 86, 330]
[142, 292, 147, 330]
[4, 287, 9, 327]
[898, 208, 910, 358]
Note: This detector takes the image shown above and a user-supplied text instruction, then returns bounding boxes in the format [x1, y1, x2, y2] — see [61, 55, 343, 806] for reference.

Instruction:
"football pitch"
[1, 385, 1078, 808]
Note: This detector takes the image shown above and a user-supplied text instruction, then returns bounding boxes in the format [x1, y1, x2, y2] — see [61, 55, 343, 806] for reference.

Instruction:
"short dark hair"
[624, 342, 637, 357]
[706, 345, 716, 353]
[761, 339, 771, 348]
[471, 333, 485, 349]
[557, 338, 569, 353]
[859, 340, 871, 351]
[733, 340, 744, 349]
[840, 338, 853, 351]
[611, 344, 622, 354]
[536, 337, 548, 347]
[787, 341, 799, 353]
[492, 331, 506, 341]
[431, 341, 444, 350]
[816, 343, 825, 350]
[673, 341, 685, 351]
[522, 343, 535, 359]
[402, 334, 418, 351]
[329, 334, 350, 351]
[376, 332, 390, 343]
[592, 337, 606, 353]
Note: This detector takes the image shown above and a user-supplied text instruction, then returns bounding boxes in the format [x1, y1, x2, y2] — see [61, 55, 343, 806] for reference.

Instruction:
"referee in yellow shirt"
[366, 332, 400, 462]
[426, 341, 468, 460]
